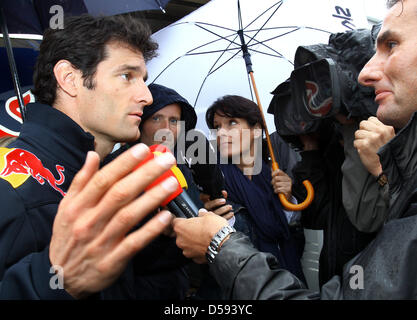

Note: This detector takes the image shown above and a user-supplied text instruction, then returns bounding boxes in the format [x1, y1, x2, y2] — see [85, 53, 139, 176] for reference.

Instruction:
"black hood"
[141, 83, 197, 132]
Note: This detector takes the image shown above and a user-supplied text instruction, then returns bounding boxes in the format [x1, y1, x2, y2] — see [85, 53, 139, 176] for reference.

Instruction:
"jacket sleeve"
[341, 123, 389, 232]
[0, 181, 73, 299]
[209, 232, 320, 300]
[338, 207, 417, 299]
[0, 248, 74, 299]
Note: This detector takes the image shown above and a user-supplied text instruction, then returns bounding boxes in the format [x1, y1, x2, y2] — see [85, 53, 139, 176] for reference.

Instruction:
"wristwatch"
[377, 172, 388, 187]
[206, 225, 236, 264]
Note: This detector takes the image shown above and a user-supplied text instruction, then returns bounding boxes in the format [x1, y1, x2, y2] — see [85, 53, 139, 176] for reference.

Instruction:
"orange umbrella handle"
[279, 180, 314, 211]
[271, 156, 314, 212]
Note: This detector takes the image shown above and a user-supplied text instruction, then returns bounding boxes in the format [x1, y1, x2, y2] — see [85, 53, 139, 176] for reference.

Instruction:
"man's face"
[358, 0, 417, 129]
[76, 42, 153, 144]
[140, 103, 182, 150]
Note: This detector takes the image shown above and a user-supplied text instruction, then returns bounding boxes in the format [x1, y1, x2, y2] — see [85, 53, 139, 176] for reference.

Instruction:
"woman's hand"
[200, 190, 234, 220]
[271, 169, 293, 200]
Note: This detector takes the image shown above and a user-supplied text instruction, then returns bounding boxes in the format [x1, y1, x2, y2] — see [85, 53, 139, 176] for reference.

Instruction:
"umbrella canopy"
[146, 0, 370, 135]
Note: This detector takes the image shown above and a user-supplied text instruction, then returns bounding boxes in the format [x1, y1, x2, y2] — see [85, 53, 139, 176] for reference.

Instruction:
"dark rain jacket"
[0, 103, 188, 299]
[291, 123, 376, 287]
[208, 112, 417, 300]
[341, 122, 390, 232]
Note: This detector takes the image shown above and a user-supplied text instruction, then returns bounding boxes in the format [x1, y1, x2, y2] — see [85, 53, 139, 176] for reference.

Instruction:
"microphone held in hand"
[180, 130, 225, 200]
[134, 144, 199, 218]
[166, 189, 199, 219]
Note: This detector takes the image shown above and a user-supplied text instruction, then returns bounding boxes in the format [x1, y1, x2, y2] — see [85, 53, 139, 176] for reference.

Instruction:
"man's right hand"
[49, 143, 178, 299]
[173, 210, 228, 264]
[354, 116, 395, 177]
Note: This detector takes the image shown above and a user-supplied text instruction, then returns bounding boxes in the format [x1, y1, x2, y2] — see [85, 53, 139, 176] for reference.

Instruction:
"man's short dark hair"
[32, 14, 158, 106]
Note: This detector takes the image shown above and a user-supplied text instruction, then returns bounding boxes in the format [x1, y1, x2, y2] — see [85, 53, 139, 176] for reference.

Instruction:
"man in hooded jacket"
[137, 83, 199, 199]
[108, 83, 201, 299]
[123, 83, 232, 299]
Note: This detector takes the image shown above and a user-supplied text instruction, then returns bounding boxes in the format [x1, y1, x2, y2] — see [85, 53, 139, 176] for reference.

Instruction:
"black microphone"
[178, 131, 233, 217]
[168, 168, 199, 219]
[179, 130, 225, 200]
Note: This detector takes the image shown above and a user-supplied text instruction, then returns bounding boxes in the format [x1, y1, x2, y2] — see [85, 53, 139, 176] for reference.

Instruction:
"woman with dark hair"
[204, 95, 305, 282]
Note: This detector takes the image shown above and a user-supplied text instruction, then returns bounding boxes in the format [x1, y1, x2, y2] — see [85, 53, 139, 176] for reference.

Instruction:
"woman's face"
[212, 112, 259, 160]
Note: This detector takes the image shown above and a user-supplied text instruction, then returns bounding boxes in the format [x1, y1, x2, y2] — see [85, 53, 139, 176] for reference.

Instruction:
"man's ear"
[53, 60, 80, 97]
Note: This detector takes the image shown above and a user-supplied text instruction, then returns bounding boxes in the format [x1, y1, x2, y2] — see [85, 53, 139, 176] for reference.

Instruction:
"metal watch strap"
[206, 225, 236, 264]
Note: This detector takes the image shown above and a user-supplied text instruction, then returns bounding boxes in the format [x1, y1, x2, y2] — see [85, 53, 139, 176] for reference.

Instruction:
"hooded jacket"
[141, 83, 197, 133]
[138, 83, 202, 207]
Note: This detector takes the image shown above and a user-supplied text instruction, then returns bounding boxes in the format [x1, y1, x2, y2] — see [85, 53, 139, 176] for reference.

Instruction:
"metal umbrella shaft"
[155, 0, 166, 13]
[0, 6, 26, 121]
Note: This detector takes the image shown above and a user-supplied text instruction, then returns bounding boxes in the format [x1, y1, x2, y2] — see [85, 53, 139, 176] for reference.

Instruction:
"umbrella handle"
[272, 161, 314, 211]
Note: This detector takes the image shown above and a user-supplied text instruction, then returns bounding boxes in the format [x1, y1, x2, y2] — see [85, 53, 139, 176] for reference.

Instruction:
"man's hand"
[200, 190, 234, 220]
[354, 116, 395, 177]
[271, 169, 293, 200]
[173, 210, 228, 264]
[49, 143, 178, 299]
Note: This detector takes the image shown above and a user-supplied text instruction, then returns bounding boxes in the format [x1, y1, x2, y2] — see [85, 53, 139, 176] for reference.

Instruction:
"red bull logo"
[0, 148, 66, 196]
[305, 80, 333, 117]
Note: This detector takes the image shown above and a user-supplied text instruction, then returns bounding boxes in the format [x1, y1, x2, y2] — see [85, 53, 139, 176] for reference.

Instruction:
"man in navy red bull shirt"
[0, 15, 185, 299]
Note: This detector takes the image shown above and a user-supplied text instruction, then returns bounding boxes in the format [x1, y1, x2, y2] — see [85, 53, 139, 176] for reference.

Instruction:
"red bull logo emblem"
[0, 148, 66, 196]
[305, 80, 333, 117]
